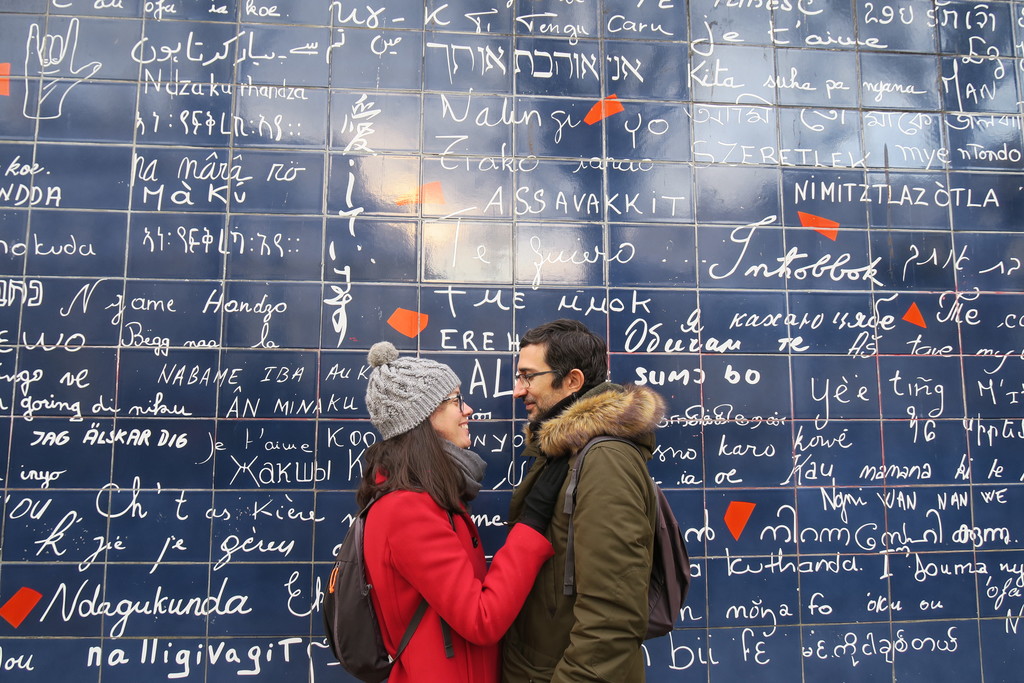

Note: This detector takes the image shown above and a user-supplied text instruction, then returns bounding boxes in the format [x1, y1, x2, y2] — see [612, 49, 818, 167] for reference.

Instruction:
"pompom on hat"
[365, 341, 460, 440]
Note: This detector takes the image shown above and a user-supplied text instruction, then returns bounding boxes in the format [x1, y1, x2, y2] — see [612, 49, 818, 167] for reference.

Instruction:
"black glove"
[519, 456, 571, 534]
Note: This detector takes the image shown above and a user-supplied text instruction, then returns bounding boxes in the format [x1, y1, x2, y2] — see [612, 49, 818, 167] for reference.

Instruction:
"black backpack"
[561, 436, 691, 639]
[322, 496, 454, 683]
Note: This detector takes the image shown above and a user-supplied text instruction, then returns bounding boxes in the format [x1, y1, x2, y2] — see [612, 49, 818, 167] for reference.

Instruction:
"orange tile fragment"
[388, 308, 428, 338]
[797, 211, 839, 241]
[396, 181, 445, 206]
[584, 95, 624, 125]
[902, 302, 927, 328]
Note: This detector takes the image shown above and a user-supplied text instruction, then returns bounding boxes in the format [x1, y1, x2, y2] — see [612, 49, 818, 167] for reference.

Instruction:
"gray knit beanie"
[365, 341, 460, 440]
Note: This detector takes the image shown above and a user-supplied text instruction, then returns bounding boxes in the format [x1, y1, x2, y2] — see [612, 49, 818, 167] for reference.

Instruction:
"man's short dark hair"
[520, 318, 607, 389]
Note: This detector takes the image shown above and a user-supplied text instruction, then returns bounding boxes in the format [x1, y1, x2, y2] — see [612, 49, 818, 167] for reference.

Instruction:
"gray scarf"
[442, 440, 487, 501]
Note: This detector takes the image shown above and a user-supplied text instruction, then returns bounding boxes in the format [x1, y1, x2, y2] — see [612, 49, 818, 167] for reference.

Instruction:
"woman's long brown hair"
[356, 419, 465, 512]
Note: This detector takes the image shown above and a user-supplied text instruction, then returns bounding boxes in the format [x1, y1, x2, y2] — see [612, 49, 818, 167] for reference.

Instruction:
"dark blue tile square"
[696, 166, 780, 227]
[704, 355, 792, 421]
[36, 80, 136, 144]
[856, 0, 937, 53]
[774, 0, 856, 47]
[422, 158, 513, 219]
[705, 557, 799, 628]
[863, 110, 945, 170]
[784, 168, 866, 229]
[704, 420, 792, 488]
[515, 221, 603, 288]
[111, 417, 216, 489]
[873, 292, 960, 357]
[963, 356, 1024, 419]
[860, 53, 940, 110]
[230, 150, 325, 213]
[704, 488, 796, 556]
[892, 620, 980, 681]
[333, 91, 421, 154]
[214, 419, 317, 490]
[880, 417, 967, 486]
[207, 564, 313, 636]
[8, 417, 110, 490]
[973, 484, 1024, 550]
[511, 291, 607, 340]
[515, 161, 604, 223]
[609, 352, 703, 422]
[607, 287, 698, 352]
[797, 484, 883, 554]
[3, 490, 106, 562]
[791, 420, 883, 487]
[693, 104, 775, 165]
[319, 283, 419, 350]
[241, 0, 325, 24]
[236, 25, 330, 87]
[801, 624, 894, 681]
[220, 281, 321, 349]
[962, 298, 1024, 356]
[868, 229, 958, 290]
[688, 44, 775, 103]
[609, 223, 696, 287]
[225, 215, 323, 281]
[326, 216, 417, 282]
[689, 0, 772, 45]
[698, 290, 785, 354]
[602, 0, 687, 41]
[980, 616, 1024, 683]
[887, 495, 972, 552]
[978, 550, 1024, 617]
[644, 422, 703, 490]
[424, 0, 513, 33]
[513, 37, 601, 97]
[938, 1, 1014, 55]
[791, 355, 879, 421]
[18, 347, 117, 420]
[707, 626, 801, 683]
[941, 55, 1019, 113]
[172, 0, 240, 21]
[50, 0, 142, 17]
[969, 418, 1024, 485]
[889, 551, 981, 620]
[0, 637, 98, 679]
[946, 113, 1024, 170]
[424, 32, 511, 93]
[774, 48, 858, 107]
[233, 86, 329, 148]
[949, 170, 1024, 231]
[314, 420, 376, 489]
[130, 147, 237, 213]
[468, 490, 512, 556]
[127, 212, 226, 279]
[604, 42, 688, 100]
[696, 223, 784, 290]
[865, 170, 951, 230]
[787, 226, 875, 291]
[327, 153, 419, 217]
[120, 279, 221, 351]
[608, 161, 693, 223]
[136, 85, 234, 146]
[25, 210, 124, 277]
[424, 219, 512, 283]
[138, 20, 238, 83]
[330, 28, 423, 90]
[36, 143, 131, 210]
[425, 93, 514, 156]
[215, 350, 318, 418]
[419, 287, 514, 352]
[514, 97, 603, 159]
[0, 210, 29, 274]
[120, 347, 219, 418]
[879, 356, 963, 420]
[607, 101, 690, 161]
[0, 564, 106, 636]
[31, 16, 141, 80]
[20, 276, 121, 346]
[779, 107, 865, 170]
[105, 490, 211, 565]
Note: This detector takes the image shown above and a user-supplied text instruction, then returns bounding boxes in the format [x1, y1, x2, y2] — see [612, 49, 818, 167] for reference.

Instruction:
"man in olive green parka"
[503, 319, 666, 683]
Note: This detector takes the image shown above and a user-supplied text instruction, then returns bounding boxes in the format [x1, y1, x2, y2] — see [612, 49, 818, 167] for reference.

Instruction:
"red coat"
[363, 490, 554, 683]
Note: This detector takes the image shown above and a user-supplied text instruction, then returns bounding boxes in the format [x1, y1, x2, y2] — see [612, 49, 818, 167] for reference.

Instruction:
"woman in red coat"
[359, 342, 567, 683]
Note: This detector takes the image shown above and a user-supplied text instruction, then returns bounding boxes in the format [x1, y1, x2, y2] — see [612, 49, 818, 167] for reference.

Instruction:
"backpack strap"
[562, 436, 642, 596]
[370, 499, 457, 662]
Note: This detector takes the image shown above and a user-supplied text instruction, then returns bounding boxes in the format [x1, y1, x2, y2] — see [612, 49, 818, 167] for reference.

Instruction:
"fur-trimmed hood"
[530, 382, 665, 458]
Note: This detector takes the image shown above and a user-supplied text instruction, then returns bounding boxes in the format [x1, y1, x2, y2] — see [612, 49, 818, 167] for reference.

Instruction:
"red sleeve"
[384, 496, 553, 646]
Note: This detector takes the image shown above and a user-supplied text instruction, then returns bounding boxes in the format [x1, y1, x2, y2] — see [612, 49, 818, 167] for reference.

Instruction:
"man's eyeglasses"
[440, 393, 466, 411]
[513, 370, 557, 388]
